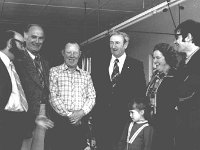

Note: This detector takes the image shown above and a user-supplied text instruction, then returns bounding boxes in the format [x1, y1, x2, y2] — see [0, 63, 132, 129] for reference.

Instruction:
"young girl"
[117, 98, 154, 150]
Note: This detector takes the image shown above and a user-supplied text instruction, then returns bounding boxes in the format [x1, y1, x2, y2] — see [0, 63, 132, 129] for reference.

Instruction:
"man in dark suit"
[93, 31, 146, 150]
[14, 24, 53, 148]
[174, 20, 200, 150]
[0, 30, 29, 150]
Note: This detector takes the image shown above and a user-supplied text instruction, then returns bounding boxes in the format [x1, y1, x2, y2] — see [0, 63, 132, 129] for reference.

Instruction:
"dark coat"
[93, 55, 146, 149]
[14, 50, 50, 116]
[175, 50, 200, 150]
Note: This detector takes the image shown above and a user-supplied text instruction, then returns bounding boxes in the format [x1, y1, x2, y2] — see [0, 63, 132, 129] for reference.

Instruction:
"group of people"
[0, 19, 199, 150]
[92, 19, 200, 150]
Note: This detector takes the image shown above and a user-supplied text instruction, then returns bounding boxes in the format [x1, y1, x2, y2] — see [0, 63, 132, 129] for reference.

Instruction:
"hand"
[35, 115, 54, 129]
[68, 109, 85, 125]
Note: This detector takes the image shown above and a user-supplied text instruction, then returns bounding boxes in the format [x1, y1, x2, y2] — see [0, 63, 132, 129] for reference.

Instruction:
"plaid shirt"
[49, 63, 96, 116]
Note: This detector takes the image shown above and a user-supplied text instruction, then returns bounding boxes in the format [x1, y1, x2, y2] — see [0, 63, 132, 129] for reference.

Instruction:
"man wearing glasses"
[174, 19, 200, 150]
[0, 30, 29, 150]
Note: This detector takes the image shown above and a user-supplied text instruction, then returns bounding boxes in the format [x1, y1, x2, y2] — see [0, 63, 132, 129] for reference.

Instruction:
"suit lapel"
[23, 50, 44, 89]
[121, 57, 132, 76]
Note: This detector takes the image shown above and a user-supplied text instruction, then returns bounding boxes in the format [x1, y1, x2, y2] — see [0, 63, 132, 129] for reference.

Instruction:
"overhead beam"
[80, 0, 187, 47]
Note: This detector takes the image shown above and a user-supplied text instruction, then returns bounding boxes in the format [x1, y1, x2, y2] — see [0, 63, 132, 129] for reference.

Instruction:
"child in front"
[117, 97, 154, 150]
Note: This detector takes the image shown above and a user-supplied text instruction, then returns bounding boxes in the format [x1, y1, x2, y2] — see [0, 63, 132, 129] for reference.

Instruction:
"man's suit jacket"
[93, 55, 146, 144]
[0, 58, 12, 111]
[14, 50, 50, 116]
[176, 50, 200, 129]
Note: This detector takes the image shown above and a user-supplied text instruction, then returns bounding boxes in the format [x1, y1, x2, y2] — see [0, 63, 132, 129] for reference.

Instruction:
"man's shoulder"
[126, 56, 143, 66]
[50, 64, 63, 72]
[79, 69, 91, 77]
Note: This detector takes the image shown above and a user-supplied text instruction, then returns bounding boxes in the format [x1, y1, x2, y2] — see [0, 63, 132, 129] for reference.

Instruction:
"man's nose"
[36, 38, 39, 43]
[112, 43, 116, 49]
[174, 39, 177, 44]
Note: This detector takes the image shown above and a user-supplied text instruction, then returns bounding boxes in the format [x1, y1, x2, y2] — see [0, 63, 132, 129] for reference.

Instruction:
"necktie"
[111, 59, 119, 87]
[34, 54, 44, 87]
[10, 62, 28, 111]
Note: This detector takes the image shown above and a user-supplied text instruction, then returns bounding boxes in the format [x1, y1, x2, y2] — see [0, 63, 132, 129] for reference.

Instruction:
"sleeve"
[117, 123, 129, 150]
[143, 126, 154, 150]
[82, 74, 96, 115]
[49, 67, 71, 116]
[138, 61, 147, 97]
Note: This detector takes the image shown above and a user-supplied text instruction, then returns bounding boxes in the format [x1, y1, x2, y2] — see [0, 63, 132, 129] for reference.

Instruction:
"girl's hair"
[128, 97, 147, 111]
[128, 97, 151, 120]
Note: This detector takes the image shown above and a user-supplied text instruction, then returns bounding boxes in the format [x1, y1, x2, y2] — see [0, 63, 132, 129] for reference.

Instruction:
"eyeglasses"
[174, 33, 181, 40]
[12, 38, 24, 46]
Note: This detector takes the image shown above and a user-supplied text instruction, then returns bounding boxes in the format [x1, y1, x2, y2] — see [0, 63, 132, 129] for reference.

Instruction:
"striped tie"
[111, 59, 120, 87]
[34, 54, 44, 87]
[10, 62, 28, 111]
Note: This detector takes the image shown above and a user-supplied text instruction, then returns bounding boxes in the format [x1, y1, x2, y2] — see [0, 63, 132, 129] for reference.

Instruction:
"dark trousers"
[0, 110, 28, 150]
[48, 110, 88, 150]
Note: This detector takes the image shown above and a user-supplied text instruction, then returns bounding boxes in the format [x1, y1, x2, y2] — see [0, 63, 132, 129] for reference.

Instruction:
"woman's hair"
[153, 43, 178, 68]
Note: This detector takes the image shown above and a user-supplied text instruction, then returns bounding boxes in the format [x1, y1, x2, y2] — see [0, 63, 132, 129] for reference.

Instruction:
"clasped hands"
[68, 109, 85, 126]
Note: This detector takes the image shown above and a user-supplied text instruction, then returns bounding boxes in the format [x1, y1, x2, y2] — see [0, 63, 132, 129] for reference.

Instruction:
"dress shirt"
[27, 49, 35, 60]
[185, 48, 199, 64]
[0, 51, 25, 111]
[49, 63, 96, 116]
[109, 53, 126, 79]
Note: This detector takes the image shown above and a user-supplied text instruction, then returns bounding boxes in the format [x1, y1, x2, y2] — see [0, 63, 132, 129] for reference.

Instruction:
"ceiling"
[0, 0, 167, 42]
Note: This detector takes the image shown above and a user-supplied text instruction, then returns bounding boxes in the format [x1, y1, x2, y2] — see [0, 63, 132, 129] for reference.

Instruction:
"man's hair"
[24, 24, 44, 34]
[153, 43, 178, 68]
[110, 31, 130, 45]
[175, 19, 200, 46]
[62, 42, 81, 54]
[0, 30, 15, 50]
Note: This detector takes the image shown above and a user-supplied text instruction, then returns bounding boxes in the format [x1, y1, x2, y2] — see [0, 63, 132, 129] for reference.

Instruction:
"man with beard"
[174, 19, 200, 150]
[14, 24, 54, 149]
[0, 30, 29, 150]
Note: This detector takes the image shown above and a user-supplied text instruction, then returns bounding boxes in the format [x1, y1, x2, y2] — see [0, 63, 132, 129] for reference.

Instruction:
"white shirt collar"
[0, 51, 11, 68]
[111, 53, 126, 64]
[26, 50, 35, 60]
[185, 47, 199, 64]
[109, 53, 126, 78]
[136, 120, 148, 124]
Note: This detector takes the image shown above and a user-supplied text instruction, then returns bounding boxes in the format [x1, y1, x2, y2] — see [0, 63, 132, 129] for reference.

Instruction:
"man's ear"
[123, 42, 128, 50]
[24, 32, 28, 41]
[185, 33, 193, 42]
[61, 49, 64, 56]
[78, 50, 82, 58]
[7, 39, 12, 49]
[140, 110, 145, 116]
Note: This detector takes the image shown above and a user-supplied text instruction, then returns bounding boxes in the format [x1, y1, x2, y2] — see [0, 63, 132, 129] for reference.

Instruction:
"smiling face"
[153, 50, 169, 73]
[62, 43, 81, 70]
[110, 34, 128, 58]
[24, 25, 45, 54]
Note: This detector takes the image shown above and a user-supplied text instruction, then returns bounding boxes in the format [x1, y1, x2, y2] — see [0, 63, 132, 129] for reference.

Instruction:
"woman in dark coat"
[146, 43, 179, 150]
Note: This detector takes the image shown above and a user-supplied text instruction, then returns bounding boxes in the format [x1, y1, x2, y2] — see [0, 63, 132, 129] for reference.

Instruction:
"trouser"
[0, 110, 28, 150]
[48, 110, 88, 150]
